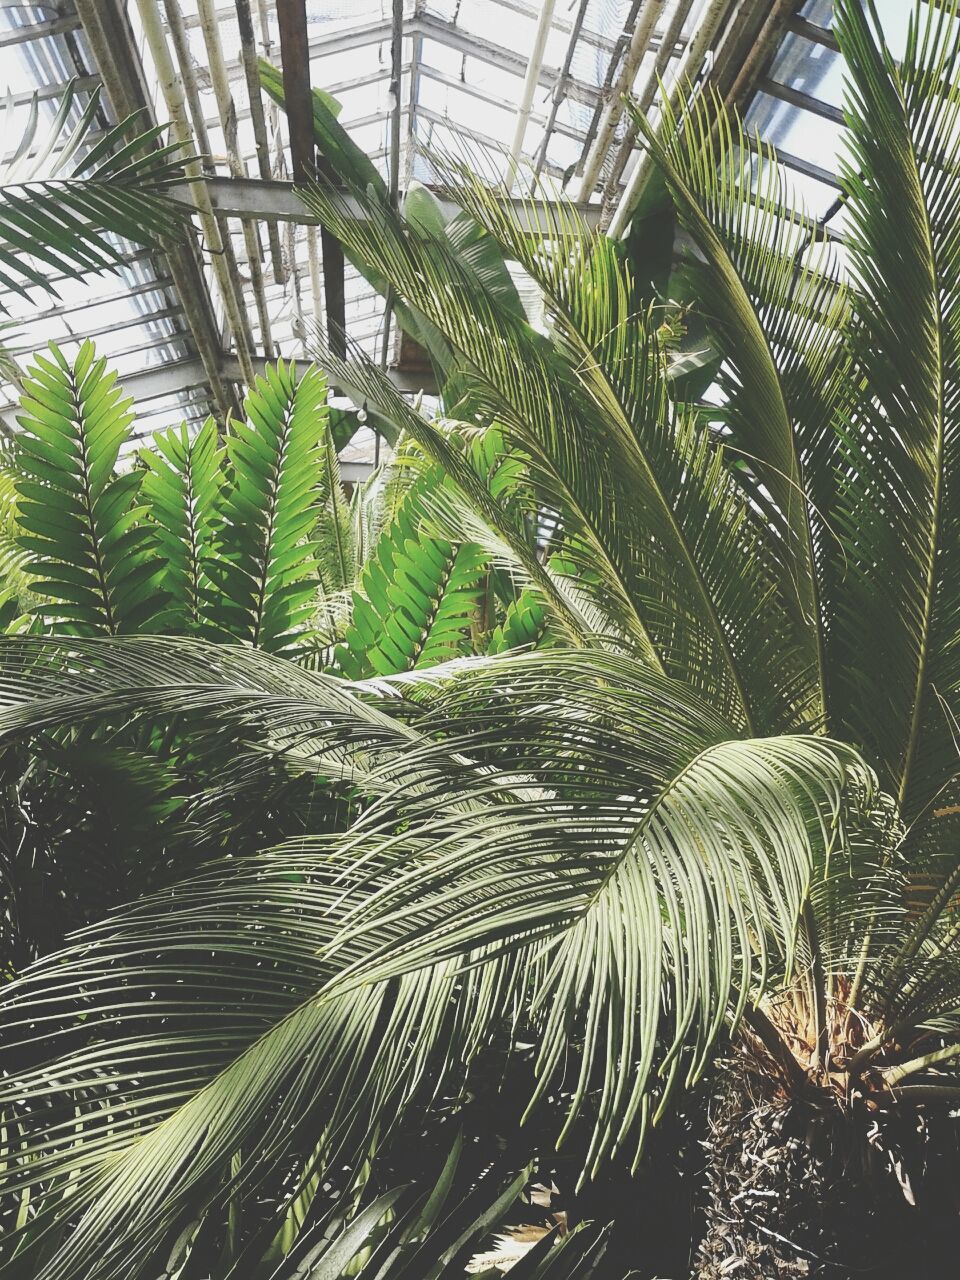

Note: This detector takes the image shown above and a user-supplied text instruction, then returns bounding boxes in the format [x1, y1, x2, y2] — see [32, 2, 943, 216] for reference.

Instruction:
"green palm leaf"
[315, 421, 355, 599]
[300, 177, 811, 733]
[321, 355, 600, 648]
[338, 466, 486, 678]
[0, 81, 192, 304]
[0, 636, 890, 1269]
[626, 89, 847, 725]
[826, 0, 960, 818]
[316, 652, 884, 1176]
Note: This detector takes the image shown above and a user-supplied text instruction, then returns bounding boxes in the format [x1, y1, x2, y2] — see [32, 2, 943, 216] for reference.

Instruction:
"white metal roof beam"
[174, 175, 602, 231]
[505, 0, 558, 191]
[118, 353, 431, 425]
[0, 16, 83, 47]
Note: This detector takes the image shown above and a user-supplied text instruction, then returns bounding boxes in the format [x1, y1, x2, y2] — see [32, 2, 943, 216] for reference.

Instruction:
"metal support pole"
[277, 0, 347, 359]
[135, 0, 258, 386]
[380, 0, 404, 372]
[568, 0, 643, 189]
[235, 0, 286, 284]
[724, 0, 797, 107]
[195, 0, 274, 356]
[505, 0, 558, 192]
[576, 0, 666, 202]
[161, 0, 216, 168]
[598, 0, 695, 215]
[74, 0, 236, 420]
[606, 0, 734, 238]
[534, 0, 590, 178]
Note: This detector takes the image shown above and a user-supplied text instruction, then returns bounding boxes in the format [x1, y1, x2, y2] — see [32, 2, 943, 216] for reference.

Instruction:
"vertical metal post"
[74, 0, 238, 420]
[380, 0, 404, 373]
[195, 0, 275, 356]
[504, 0, 558, 192]
[576, 0, 667, 202]
[533, 0, 590, 178]
[598, 0, 695, 215]
[606, 0, 734, 237]
[276, 0, 347, 358]
[235, 0, 286, 284]
[135, 0, 258, 385]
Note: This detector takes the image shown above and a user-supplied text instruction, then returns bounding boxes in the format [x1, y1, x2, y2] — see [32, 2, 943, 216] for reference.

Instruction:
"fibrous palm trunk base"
[696, 1060, 960, 1278]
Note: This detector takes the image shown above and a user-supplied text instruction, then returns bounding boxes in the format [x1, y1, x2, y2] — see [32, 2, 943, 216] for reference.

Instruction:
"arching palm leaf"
[825, 0, 960, 820]
[0, 81, 192, 304]
[0, 636, 892, 1276]
[300, 173, 811, 734]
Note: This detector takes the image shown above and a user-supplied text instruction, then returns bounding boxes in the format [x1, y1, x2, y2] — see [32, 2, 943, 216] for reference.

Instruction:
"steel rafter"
[73, 0, 237, 419]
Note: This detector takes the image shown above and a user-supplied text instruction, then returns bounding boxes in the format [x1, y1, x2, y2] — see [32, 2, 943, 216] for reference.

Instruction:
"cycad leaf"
[139, 418, 224, 634]
[13, 341, 163, 634]
[318, 651, 883, 1176]
[315, 418, 355, 597]
[301, 175, 811, 733]
[626, 89, 843, 723]
[338, 466, 485, 679]
[214, 361, 328, 653]
[827, 0, 960, 818]
[0, 636, 891, 1272]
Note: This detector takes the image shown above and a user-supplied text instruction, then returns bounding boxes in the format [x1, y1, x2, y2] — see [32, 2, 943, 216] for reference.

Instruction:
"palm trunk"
[695, 1059, 960, 1278]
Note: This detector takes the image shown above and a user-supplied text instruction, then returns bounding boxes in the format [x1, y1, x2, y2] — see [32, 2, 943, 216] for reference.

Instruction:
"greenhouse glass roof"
[0, 0, 923, 467]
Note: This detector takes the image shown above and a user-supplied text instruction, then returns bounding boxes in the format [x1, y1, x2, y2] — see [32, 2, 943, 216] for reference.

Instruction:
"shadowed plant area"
[5, 1, 960, 1277]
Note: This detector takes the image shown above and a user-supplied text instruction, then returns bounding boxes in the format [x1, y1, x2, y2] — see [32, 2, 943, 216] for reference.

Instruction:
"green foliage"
[14, 340, 163, 633]
[260, 60, 526, 401]
[0, 81, 192, 306]
[0, 637, 902, 1278]
[0, 447, 32, 629]
[11, 4, 960, 1276]
[339, 467, 486, 678]
[259, 59, 386, 203]
[315, 421, 355, 597]
[3, 349, 545, 666]
[487, 586, 551, 654]
[209, 362, 328, 650]
[139, 417, 224, 634]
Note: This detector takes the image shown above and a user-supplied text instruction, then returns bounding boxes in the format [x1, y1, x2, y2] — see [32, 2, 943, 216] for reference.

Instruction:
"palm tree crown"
[3, 1, 960, 1276]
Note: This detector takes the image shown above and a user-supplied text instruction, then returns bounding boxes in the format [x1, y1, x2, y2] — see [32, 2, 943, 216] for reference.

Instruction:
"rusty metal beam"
[276, 0, 347, 359]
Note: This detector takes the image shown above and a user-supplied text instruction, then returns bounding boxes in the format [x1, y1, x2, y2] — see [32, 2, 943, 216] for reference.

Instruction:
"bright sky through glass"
[0, 0, 936, 444]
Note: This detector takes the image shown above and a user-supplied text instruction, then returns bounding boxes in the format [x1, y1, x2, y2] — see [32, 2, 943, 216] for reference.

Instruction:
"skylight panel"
[745, 90, 846, 176]
[769, 32, 844, 108]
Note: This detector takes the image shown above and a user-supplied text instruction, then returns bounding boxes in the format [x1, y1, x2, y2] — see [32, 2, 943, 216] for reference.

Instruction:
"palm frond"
[487, 587, 556, 655]
[301, 168, 813, 733]
[317, 353, 601, 649]
[826, 0, 960, 818]
[314, 651, 883, 1174]
[0, 863, 515, 1280]
[338, 464, 486, 678]
[0, 81, 192, 304]
[0, 443, 33, 626]
[625, 89, 848, 727]
[0, 615, 912, 1267]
